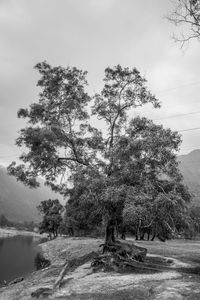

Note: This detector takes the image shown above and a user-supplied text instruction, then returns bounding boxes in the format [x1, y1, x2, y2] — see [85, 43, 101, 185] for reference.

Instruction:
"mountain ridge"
[178, 149, 200, 206]
[0, 166, 65, 222]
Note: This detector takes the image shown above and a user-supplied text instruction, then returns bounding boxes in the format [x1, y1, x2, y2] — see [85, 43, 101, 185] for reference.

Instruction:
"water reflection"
[0, 235, 42, 286]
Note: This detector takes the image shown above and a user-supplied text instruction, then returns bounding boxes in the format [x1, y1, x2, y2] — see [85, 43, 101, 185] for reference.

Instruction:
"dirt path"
[0, 237, 200, 299]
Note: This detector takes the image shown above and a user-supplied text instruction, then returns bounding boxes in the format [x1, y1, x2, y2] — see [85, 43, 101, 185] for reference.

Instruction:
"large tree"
[167, 0, 200, 45]
[8, 62, 190, 246]
[67, 117, 191, 242]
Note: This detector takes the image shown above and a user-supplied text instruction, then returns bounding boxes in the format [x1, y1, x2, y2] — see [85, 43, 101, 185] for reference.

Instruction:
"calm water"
[0, 235, 42, 286]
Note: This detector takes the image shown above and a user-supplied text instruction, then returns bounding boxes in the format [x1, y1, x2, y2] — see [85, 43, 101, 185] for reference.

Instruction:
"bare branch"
[167, 0, 200, 45]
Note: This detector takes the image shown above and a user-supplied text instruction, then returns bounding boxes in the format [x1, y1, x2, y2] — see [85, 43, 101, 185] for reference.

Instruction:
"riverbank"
[0, 237, 200, 299]
[0, 227, 43, 239]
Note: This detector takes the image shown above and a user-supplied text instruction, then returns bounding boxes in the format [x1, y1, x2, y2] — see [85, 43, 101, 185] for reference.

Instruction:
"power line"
[149, 80, 200, 113]
[178, 160, 200, 165]
[179, 127, 200, 133]
[152, 112, 200, 133]
[155, 80, 200, 94]
[153, 111, 200, 121]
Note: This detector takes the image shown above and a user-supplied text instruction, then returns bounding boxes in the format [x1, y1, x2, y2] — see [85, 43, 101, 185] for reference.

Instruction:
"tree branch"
[58, 157, 89, 166]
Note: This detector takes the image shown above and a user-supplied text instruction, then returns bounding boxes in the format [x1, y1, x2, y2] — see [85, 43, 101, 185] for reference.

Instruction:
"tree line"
[36, 198, 200, 241]
[0, 214, 38, 231]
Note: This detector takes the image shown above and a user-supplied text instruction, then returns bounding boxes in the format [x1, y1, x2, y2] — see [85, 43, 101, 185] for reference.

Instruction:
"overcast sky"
[0, 0, 200, 167]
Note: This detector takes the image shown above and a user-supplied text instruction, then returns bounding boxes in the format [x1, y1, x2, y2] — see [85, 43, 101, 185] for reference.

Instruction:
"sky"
[0, 0, 200, 167]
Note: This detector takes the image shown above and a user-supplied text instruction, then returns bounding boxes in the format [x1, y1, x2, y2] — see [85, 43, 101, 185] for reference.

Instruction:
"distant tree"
[167, 0, 200, 45]
[37, 199, 64, 238]
[8, 62, 191, 248]
[23, 221, 38, 232]
[189, 205, 200, 236]
[0, 214, 10, 227]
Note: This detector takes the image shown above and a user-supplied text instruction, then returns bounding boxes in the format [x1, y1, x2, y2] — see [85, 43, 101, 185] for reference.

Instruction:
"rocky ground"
[0, 237, 200, 299]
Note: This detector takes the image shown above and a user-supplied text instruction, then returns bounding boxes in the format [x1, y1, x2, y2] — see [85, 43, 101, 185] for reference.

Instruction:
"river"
[0, 235, 43, 286]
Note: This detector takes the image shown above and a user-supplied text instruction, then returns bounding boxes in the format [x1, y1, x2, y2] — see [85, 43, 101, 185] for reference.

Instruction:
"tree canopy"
[167, 0, 200, 45]
[8, 62, 191, 243]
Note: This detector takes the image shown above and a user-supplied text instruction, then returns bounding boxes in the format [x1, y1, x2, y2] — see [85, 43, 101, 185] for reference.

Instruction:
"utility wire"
[153, 111, 200, 121]
[179, 127, 200, 133]
[178, 160, 200, 165]
[149, 80, 200, 113]
[155, 80, 200, 94]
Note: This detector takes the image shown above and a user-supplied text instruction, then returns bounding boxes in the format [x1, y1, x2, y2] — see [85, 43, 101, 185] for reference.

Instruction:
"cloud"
[87, 0, 115, 13]
[0, 0, 199, 165]
[0, 0, 30, 28]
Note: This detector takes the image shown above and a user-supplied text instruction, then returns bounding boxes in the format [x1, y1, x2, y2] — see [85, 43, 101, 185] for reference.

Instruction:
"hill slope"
[0, 166, 64, 222]
[178, 149, 200, 206]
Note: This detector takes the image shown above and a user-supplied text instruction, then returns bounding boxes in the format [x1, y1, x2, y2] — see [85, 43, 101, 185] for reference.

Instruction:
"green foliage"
[37, 199, 64, 238]
[8, 61, 99, 189]
[8, 62, 191, 242]
[188, 205, 200, 238]
[0, 214, 10, 227]
[23, 221, 38, 231]
[34, 252, 50, 270]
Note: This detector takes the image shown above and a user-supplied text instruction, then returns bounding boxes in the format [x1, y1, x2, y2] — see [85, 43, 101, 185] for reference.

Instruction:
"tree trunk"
[121, 226, 126, 240]
[151, 224, 157, 241]
[135, 219, 141, 240]
[68, 227, 74, 236]
[105, 219, 115, 244]
[140, 234, 145, 240]
[147, 228, 150, 241]
[116, 224, 119, 238]
[139, 228, 145, 240]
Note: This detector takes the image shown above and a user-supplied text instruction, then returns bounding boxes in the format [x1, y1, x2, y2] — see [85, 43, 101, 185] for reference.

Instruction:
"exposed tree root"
[101, 240, 147, 260]
[31, 240, 154, 298]
[53, 251, 98, 289]
[92, 240, 148, 272]
[31, 251, 99, 298]
[54, 241, 148, 288]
